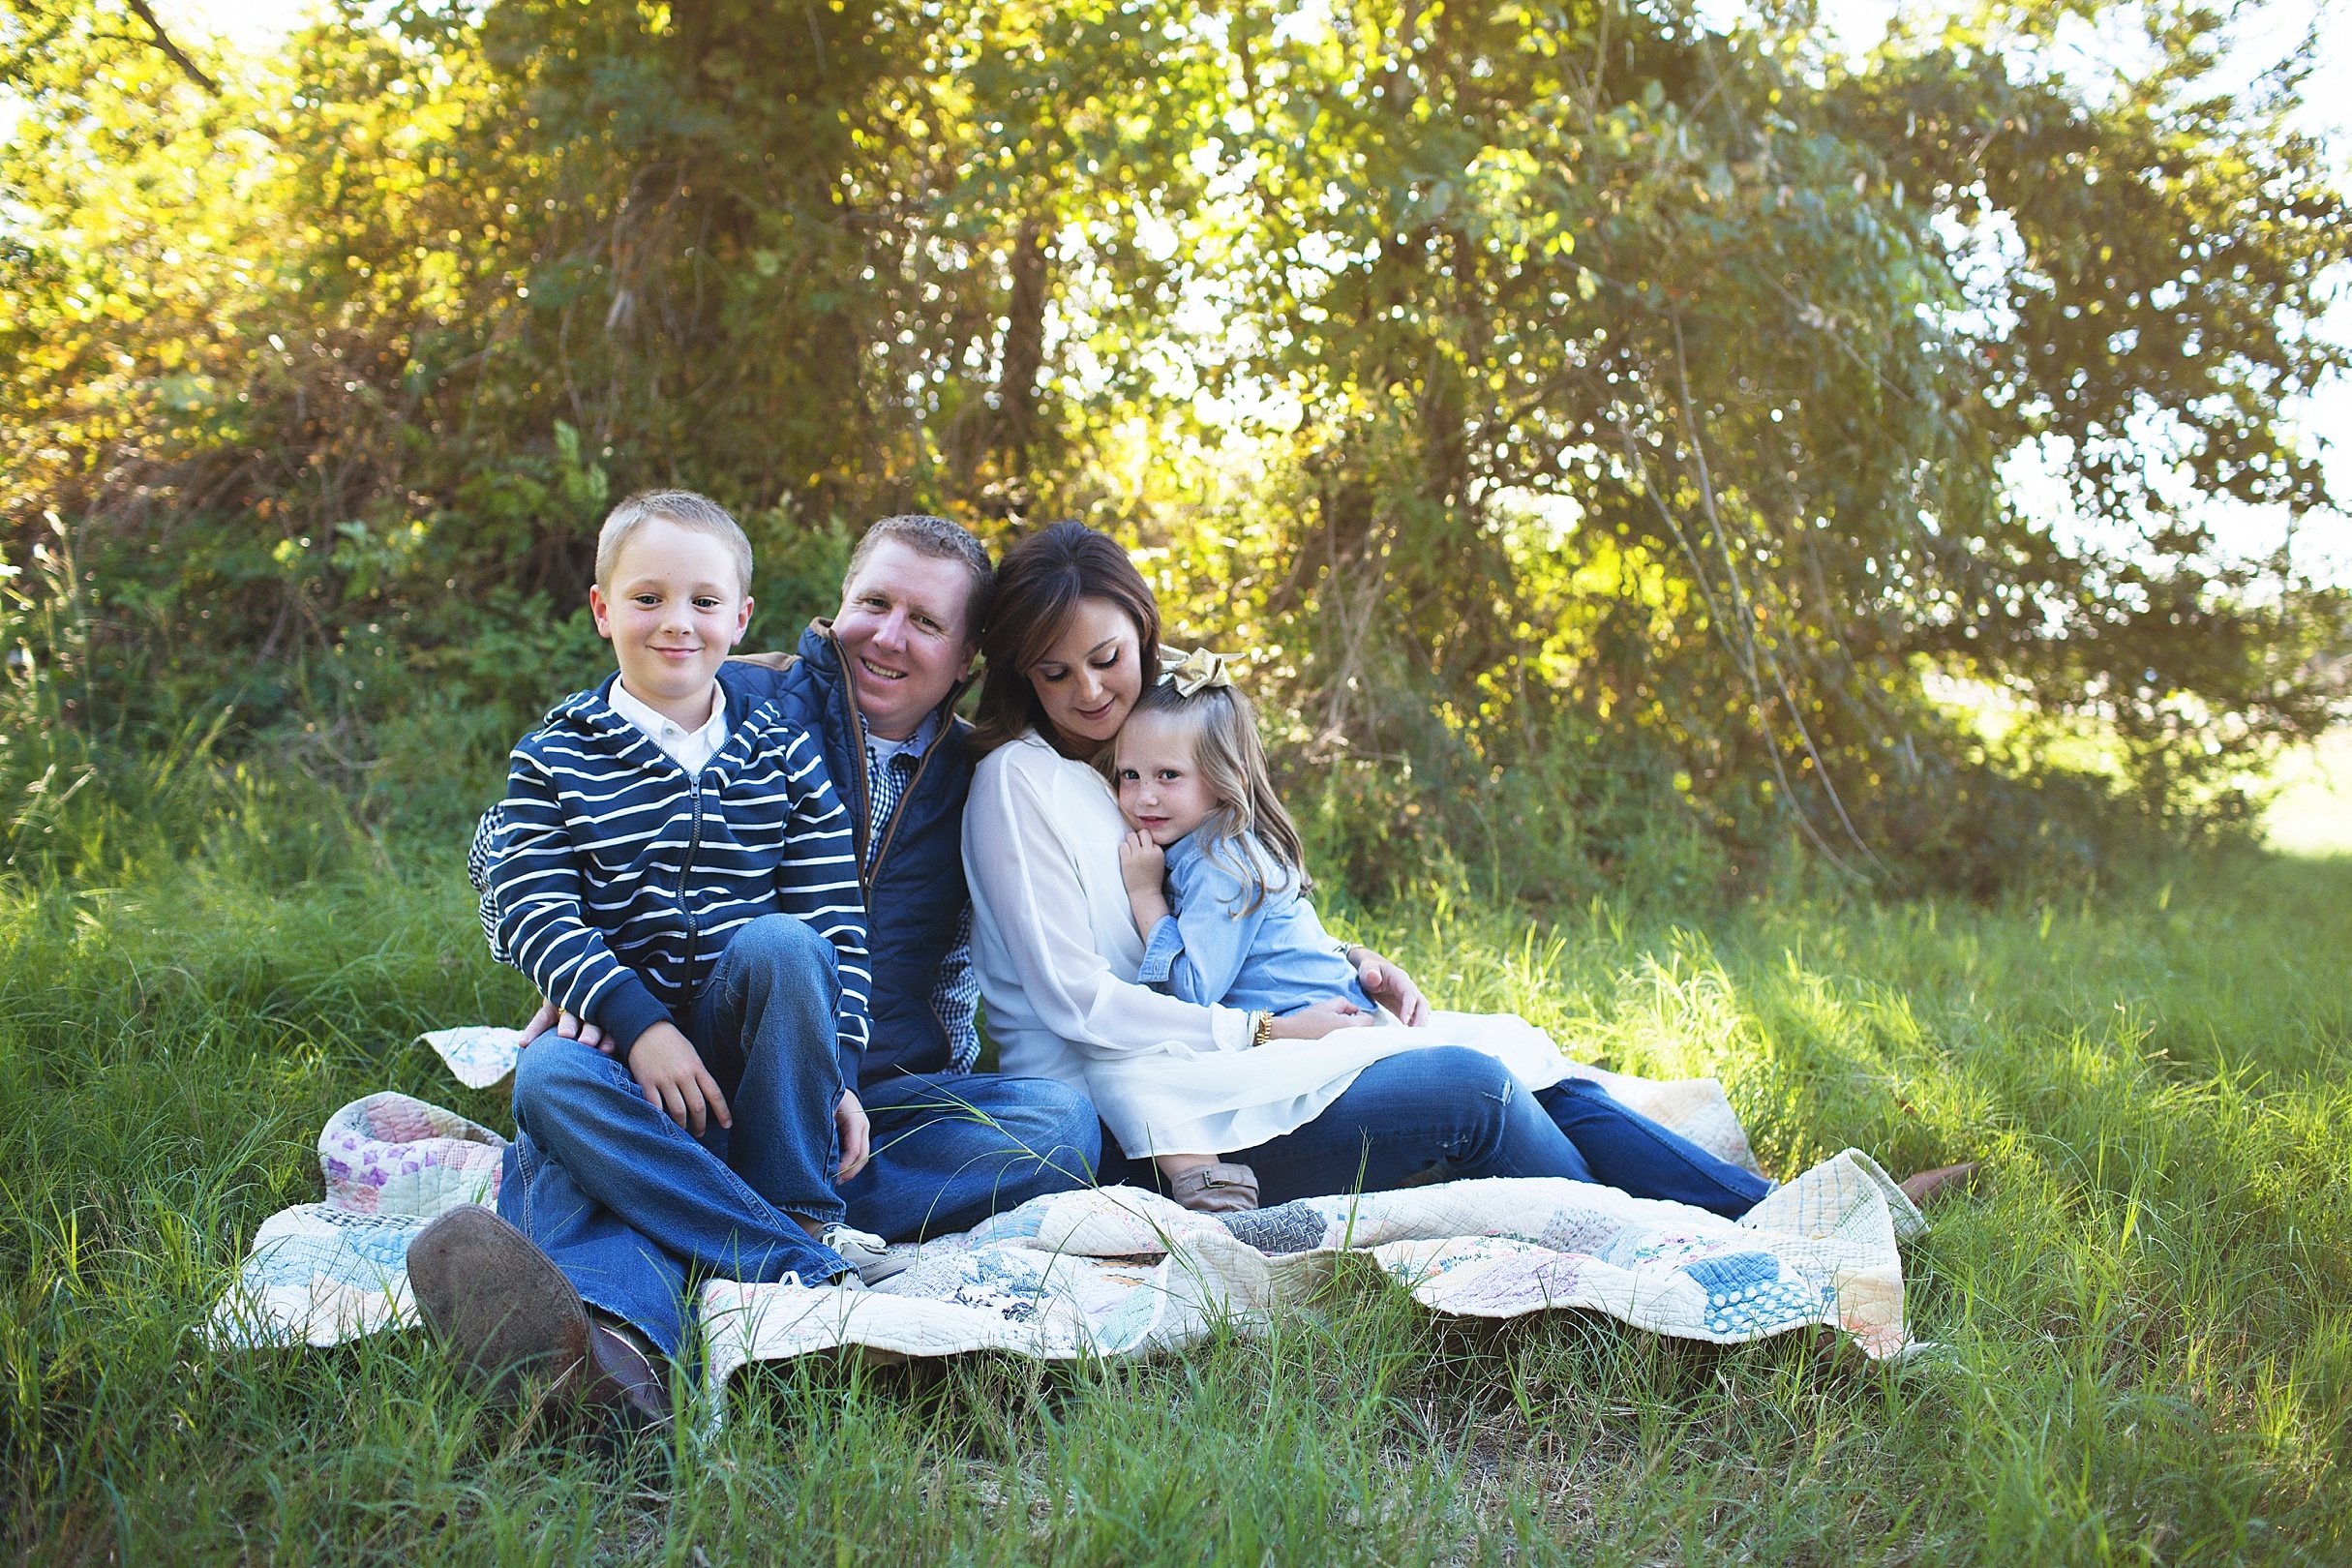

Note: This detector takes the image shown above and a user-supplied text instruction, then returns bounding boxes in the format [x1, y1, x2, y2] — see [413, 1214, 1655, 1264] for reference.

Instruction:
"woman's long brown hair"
[971, 522, 1162, 758]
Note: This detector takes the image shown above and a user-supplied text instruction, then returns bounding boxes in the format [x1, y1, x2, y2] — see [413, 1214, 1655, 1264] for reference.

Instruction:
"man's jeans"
[497, 915, 852, 1355]
[839, 1071, 1101, 1241]
[1224, 1045, 1771, 1219]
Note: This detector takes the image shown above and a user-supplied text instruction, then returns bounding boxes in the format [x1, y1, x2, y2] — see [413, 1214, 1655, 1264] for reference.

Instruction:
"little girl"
[1103, 648, 1775, 1220]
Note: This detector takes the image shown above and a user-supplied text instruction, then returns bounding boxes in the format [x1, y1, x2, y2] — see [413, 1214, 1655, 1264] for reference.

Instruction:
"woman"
[959, 522, 1775, 1214]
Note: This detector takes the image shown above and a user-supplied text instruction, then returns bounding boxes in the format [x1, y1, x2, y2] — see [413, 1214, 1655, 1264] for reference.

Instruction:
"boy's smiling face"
[1113, 709, 1217, 847]
[588, 517, 753, 725]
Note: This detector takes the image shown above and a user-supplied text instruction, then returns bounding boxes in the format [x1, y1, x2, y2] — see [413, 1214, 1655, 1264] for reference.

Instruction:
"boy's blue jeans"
[497, 914, 852, 1356]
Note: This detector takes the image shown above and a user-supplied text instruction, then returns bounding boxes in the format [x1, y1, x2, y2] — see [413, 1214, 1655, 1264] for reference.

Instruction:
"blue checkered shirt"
[865, 721, 982, 1073]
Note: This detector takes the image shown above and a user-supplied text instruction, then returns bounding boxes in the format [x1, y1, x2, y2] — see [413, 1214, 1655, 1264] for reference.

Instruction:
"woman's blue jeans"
[1223, 1046, 1770, 1219]
[496, 914, 853, 1356]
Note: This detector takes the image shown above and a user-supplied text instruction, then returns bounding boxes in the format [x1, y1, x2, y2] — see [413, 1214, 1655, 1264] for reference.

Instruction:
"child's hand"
[1119, 829, 1172, 940]
[627, 1021, 732, 1135]
[1118, 829, 1166, 899]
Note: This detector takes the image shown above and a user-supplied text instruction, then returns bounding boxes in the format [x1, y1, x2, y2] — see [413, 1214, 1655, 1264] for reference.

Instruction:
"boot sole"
[407, 1206, 589, 1403]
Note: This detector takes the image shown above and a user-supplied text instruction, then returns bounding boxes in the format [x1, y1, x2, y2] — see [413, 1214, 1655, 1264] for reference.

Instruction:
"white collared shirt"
[863, 709, 938, 774]
[607, 678, 728, 776]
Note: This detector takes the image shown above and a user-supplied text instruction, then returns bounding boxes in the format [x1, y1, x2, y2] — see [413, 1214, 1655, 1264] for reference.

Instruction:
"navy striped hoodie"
[485, 666, 871, 1065]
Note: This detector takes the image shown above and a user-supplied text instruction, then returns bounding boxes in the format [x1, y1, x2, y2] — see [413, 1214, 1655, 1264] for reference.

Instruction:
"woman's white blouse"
[961, 733, 1252, 1083]
[962, 731, 1579, 1157]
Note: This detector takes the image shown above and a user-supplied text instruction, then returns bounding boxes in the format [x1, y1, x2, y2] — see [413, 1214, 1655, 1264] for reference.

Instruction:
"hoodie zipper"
[843, 652, 875, 889]
[677, 763, 708, 982]
[585, 686, 716, 987]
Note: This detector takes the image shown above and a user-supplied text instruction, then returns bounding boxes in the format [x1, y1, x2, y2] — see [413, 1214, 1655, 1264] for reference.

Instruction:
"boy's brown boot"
[407, 1205, 667, 1426]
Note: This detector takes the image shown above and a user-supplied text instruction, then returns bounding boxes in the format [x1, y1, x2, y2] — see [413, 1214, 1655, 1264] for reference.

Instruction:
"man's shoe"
[1897, 1161, 1984, 1208]
[407, 1206, 592, 1403]
[821, 1223, 912, 1284]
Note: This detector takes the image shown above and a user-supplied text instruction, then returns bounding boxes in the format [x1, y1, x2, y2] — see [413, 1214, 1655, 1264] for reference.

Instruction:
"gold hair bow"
[1159, 646, 1233, 698]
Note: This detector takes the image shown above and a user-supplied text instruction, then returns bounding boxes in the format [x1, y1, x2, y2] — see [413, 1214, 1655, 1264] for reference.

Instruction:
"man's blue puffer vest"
[731, 620, 974, 1085]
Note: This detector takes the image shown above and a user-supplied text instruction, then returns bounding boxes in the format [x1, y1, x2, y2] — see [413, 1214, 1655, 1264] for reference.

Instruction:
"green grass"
[3, 825, 2347, 1563]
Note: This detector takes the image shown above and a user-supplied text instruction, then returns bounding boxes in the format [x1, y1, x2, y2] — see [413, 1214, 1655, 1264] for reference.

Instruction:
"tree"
[1136, 0, 2348, 880]
[2, 0, 2341, 887]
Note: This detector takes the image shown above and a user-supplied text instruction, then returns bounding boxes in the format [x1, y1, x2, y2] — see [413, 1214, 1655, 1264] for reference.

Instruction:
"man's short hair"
[844, 514, 994, 640]
[595, 490, 754, 595]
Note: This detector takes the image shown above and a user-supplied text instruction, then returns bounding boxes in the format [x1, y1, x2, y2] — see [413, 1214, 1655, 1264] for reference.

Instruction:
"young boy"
[410, 489, 882, 1421]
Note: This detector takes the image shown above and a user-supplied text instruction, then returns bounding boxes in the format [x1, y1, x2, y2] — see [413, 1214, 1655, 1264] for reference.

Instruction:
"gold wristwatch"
[1251, 1010, 1276, 1048]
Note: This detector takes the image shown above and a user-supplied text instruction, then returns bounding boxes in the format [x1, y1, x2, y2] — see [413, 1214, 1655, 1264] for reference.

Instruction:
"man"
[733, 513, 1103, 1240]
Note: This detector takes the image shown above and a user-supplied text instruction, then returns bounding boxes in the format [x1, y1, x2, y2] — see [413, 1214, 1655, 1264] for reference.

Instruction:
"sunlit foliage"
[2, 0, 2345, 891]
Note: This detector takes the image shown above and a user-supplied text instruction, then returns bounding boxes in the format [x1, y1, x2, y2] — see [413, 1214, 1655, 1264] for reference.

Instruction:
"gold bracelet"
[1251, 1010, 1276, 1048]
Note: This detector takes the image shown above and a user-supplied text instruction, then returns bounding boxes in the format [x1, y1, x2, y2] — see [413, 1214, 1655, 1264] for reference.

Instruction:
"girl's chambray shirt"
[1134, 829, 1376, 1016]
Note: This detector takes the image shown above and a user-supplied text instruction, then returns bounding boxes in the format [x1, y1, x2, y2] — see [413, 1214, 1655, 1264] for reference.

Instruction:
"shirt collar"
[1161, 830, 1208, 872]
[865, 708, 939, 762]
[1161, 829, 1285, 889]
[607, 678, 726, 746]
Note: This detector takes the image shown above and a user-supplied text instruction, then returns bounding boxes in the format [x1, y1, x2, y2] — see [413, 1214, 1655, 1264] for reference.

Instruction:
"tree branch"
[120, 0, 217, 94]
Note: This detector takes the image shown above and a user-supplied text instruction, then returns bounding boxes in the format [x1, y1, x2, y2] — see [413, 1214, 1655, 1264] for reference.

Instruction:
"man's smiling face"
[831, 537, 980, 740]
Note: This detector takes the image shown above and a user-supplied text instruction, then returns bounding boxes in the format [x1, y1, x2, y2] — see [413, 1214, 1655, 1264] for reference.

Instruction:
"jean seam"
[510, 1133, 538, 1244]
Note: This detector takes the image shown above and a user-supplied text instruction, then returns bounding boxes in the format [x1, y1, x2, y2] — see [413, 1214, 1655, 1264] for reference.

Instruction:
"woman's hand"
[518, 997, 613, 1054]
[1267, 996, 1375, 1040]
[1348, 948, 1432, 1028]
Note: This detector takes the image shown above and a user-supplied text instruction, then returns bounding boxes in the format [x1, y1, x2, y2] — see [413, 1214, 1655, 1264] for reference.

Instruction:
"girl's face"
[1026, 595, 1145, 750]
[1114, 709, 1218, 846]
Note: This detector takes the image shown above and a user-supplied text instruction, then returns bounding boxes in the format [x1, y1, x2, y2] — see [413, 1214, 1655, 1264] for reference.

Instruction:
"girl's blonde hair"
[1113, 675, 1308, 914]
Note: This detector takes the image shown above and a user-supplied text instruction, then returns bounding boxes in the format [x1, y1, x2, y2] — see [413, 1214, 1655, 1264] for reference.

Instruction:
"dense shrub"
[3, 0, 2345, 894]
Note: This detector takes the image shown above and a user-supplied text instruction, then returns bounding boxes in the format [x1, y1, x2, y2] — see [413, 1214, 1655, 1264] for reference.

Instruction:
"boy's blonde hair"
[1114, 675, 1309, 915]
[595, 490, 754, 595]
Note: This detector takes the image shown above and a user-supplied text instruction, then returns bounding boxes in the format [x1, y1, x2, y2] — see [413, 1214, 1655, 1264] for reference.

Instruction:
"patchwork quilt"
[208, 1027, 1930, 1410]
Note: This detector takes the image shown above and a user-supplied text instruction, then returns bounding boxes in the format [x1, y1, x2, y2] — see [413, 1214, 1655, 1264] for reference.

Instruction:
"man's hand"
[627, 1022, 732, 1135]
[1268, 995, 1375, 1040]
[835, 1089, 871, 1182]
[519, 997, 612, 1053]
[1350, 948, 1432, 1028]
